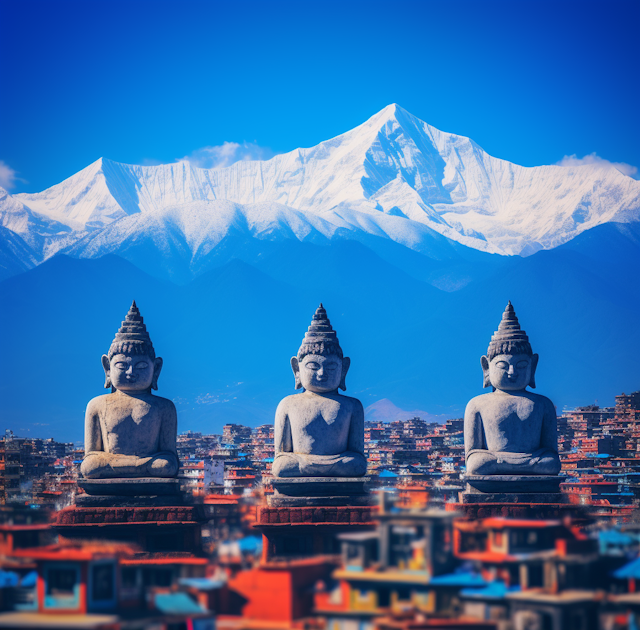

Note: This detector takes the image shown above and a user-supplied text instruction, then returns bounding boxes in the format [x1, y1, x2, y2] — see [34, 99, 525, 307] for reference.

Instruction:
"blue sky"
[1, 0, 638, 193]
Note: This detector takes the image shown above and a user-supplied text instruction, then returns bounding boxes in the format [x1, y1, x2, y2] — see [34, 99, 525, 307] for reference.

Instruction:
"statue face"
[294, 354, 345, 393]
[486, 353, 533, 391]
[103, 353, 160, 392]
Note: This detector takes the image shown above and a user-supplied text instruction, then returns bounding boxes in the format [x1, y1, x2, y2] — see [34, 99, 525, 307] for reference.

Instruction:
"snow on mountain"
[2, 104, 639, 271]
[65, 198, 471, 282]
[0, 186, 77, 262]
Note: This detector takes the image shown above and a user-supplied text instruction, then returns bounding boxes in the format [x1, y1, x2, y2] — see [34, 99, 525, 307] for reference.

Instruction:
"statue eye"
[496, 361, 508, 369]
[136, 362, 149, 369]
[516, 361, 529, 368]
[306, 363, 320, 370]
[115, 362, 128, 369]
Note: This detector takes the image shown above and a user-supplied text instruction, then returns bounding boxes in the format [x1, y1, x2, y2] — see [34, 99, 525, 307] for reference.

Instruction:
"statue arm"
[541, 397, 559, 454]
[274, 401, 292, 456]
[464, 400, 485, 461]
[159, 400, 178, 455]
[348, 399, 365, 456]
[84, 399, 103, 455]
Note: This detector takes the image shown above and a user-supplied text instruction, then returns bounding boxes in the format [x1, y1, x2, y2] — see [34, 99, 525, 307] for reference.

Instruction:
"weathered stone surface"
[464, 474, 563, 494]
[80, 301, 179, 486]
[461, 492, 566, 504]
[75, 493, 183, 507]
[268, 495, 373, 507]
[272, 476, 369, 497]
[269, 477, 372, 507]
[56, 504, 202, 526]
[77, 477, 180, 497]
[464, 302, 561, 476]
[257, 505, 377, 526]
[273, 305, 367, 479]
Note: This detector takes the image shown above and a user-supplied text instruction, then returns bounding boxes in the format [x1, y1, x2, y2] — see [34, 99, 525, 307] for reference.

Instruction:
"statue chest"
[291, 401, 350, 450]
[102, 399, 161, 453]
[485, 397, 543, 448]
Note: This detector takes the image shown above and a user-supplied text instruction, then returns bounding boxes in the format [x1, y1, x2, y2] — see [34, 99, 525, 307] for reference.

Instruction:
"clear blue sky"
[1, 0, 638, 193]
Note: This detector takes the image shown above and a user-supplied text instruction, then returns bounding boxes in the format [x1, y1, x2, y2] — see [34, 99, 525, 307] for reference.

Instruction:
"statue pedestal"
[54, 503, 206, 552]
[457, 474, 574, 519]
[78, 477, 180, 496]
[75, 477, 182, 507]
[464, 475, 563, 494]
[268, 476, 373, 507]
[256, 504, 377, 562]
[56, 478, 205, 553]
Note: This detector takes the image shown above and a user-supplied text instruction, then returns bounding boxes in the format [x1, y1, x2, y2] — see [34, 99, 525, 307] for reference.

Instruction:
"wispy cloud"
[556, 153, 639, 179]
[178, 141, 276, 170]
[0, 160, 26, 190]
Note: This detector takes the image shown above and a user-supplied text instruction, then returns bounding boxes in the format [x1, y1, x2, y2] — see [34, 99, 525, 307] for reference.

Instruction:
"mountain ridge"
[1, 104, 638, 283]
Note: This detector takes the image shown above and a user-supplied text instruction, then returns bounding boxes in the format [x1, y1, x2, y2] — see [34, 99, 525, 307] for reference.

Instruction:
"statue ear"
[481, 355, 491, 389]
[101, 355, 112, 390]
[152, 357, 163, 391]
[529, 354, 539, 389]
[339, 357, 351, 391]
[291, 357, 302, 390]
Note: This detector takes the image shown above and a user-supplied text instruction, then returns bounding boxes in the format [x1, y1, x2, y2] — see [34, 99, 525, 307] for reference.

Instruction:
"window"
[47, 568, 77, 597]
[91, 564, 114, 602]
[121, 567, 138, 589]
[143, 568, 173, 587]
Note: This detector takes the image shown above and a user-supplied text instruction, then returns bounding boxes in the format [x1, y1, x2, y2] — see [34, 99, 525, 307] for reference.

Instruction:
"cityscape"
[1, 1, 638, 628]
[0, 387, 639, 629]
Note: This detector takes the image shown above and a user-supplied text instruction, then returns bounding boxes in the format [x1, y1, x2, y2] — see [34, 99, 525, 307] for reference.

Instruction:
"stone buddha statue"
[272, 304, 367, 478]
[80, 301, 179, 480]
[464, 302, 561, 476]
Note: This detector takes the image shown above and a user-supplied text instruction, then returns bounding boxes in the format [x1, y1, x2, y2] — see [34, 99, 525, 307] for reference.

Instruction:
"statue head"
[291, 304, 350, 393]
[481, 301, 538, 391]
[102, 301, 163, 393]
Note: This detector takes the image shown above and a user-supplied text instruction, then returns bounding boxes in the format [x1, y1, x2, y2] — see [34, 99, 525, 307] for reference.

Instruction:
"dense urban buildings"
[0, 390, 639, 628]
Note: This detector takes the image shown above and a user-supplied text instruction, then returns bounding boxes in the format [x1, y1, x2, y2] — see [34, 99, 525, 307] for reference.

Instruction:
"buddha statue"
[272, 304, 367, 478]
[464, 302, 561, 476]
[80, 301, 179, 480]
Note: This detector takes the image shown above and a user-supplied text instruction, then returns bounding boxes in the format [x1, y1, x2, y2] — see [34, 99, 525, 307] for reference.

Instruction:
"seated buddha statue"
[464, 301, 561, 476]
[272, 304, 367, 478]
[80, 301, 179, 480]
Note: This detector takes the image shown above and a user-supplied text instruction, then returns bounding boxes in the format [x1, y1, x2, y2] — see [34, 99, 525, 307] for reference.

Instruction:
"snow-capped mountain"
[2, 103, 639, 280]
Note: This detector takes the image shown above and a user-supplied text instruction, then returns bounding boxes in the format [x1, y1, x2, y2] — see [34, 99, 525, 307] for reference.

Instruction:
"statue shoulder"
[465, 393, 491, 414]
[339, 395, 363, 412]
[86, 394, 109, 415]
[276, 395, 298, 413]
[527, 392, 555, 411]
[153, 395, 177, 413]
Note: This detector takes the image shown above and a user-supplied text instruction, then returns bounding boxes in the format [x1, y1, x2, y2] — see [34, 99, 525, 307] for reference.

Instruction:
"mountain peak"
[2, 106, 638, 266]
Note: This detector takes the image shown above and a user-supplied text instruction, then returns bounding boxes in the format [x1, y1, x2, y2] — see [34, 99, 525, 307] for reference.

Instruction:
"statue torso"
[98, 392, 166, 456]
[474, 390, 545, 453]
[284, 392, 354, 456]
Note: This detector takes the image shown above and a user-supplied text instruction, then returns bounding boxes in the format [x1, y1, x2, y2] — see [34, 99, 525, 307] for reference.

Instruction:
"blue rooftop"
[178, 577, 226, 591]
[154, 592, 207, 614]
[614, 557, 640, 579]
[238, 535, 263, 553]
[600, 530, 635, 546]
[429, 572, 487, 587]
[461, 581, 520, 599]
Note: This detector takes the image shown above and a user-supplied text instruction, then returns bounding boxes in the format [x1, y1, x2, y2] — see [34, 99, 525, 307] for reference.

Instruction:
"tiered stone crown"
[298, 303, 343, 359]
[487, 301, 533, 360]
[108, 300, 155, 358]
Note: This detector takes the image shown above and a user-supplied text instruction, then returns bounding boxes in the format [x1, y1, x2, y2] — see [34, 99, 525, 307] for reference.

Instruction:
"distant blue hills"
[1, 221, 638, 442]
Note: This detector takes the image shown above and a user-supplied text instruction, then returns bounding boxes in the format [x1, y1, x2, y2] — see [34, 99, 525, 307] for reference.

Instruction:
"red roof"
[482, 518, 561, 529]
